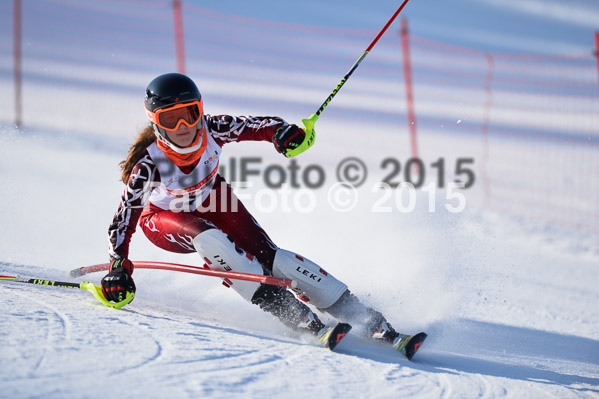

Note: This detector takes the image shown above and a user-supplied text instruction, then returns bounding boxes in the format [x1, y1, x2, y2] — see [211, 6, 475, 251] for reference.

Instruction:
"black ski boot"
[323, 290, 398, 340]
[251, 283, 325, 335]
[251, 284, 352, 350]
[371, 320, 400, 343]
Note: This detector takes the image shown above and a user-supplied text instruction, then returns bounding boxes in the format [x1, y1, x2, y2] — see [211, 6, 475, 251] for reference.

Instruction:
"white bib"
[146, 134, 221, 212]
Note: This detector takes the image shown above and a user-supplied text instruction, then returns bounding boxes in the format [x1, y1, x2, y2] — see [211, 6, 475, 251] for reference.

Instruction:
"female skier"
[101, 72, 402, 346]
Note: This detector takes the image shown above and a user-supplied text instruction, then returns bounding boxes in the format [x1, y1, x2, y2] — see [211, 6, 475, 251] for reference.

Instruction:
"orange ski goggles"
[145, 100, 203, 131]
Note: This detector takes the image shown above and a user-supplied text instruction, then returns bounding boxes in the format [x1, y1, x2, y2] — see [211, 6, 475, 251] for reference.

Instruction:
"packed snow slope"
[1, 1, 599, 398]
[1, 121, 598, 399]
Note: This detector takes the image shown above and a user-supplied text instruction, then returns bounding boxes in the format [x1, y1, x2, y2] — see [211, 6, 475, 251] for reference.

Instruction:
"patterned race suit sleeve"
[108, 153, 158, 261]
[206, 115, 288, 146]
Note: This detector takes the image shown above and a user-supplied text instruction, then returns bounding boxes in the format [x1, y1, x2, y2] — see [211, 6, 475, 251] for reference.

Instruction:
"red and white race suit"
[108, 114, 287, 271]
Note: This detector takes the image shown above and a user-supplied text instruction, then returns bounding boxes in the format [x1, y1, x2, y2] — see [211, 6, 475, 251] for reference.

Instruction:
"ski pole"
[285, 0, 412, 158]
[0, 275, 134, 309]
[70, 261, 297, 289]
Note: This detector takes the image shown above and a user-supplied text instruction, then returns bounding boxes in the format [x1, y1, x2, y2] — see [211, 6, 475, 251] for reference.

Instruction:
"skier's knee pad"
[192, 229, 263, 302]
[272, 249, 347, 309]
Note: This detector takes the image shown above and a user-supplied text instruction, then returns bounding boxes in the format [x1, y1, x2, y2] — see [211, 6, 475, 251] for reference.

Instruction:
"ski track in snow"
[1, 262, 598, 398]
[0, 274, 425, 398]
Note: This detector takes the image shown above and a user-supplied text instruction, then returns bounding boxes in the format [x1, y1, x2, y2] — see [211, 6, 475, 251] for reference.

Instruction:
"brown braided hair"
[119, 125, 156, 183]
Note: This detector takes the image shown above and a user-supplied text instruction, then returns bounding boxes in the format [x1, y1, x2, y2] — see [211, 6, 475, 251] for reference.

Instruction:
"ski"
[392, 332, 427, 360]
[316, 322, 352, 351]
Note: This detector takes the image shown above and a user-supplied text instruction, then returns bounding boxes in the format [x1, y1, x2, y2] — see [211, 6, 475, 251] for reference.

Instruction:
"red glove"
[101, 258, 136, 303]
[273, 124, 306, 155]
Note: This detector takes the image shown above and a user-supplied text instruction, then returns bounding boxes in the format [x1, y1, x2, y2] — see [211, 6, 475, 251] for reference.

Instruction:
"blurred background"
[1, 0, 598, 241]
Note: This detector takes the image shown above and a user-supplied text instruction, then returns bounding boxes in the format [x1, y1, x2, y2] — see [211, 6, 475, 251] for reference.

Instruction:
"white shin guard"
[272, 249, 347, 309]
[192, 229, 263, 302]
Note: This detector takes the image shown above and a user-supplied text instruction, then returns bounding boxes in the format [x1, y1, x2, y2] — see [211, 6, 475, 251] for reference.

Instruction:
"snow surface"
[1, 1, 599, 398]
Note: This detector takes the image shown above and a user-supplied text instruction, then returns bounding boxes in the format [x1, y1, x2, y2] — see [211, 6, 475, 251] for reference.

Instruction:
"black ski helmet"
[144, 72, 205, 154]
[145, 72, 202, 111]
